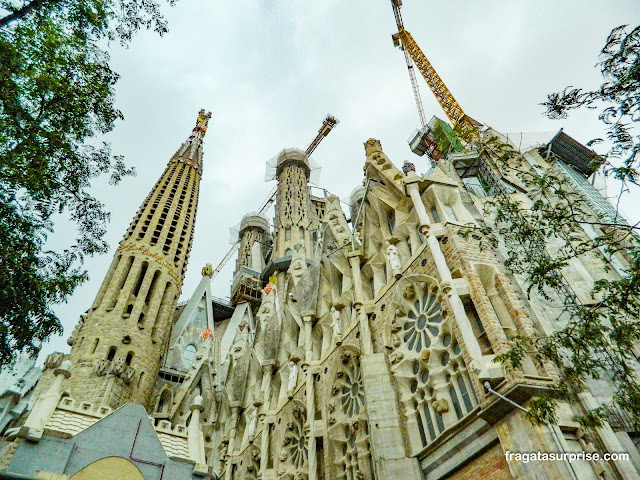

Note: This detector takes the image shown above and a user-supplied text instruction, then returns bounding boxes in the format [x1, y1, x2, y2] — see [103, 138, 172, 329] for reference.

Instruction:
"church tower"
[61, 109, 212, 409]
[272, 148, 313, 258]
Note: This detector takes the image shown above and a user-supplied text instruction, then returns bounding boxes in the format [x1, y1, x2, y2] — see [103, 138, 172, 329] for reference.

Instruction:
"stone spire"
[272, 148, 312, 259]
[60, 109, 212, 409]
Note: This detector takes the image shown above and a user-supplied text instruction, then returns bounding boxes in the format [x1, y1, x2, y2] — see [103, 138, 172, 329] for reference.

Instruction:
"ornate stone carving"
[94, 359, 110, 376]
[122, 366, 136, 384]
[44, 352, 65, 370]
[110, 358, 126, 376]
[391, 277, 480, 451]
[402, 161, 416, 175]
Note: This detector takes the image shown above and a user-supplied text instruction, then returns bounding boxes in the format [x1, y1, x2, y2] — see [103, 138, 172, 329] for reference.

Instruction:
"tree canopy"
[467, 25, 640, 427]
[0, 0, 176, 366]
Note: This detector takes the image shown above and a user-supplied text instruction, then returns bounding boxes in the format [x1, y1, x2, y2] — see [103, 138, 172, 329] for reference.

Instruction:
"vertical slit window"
[443, 204, 457, 221]
[459, 375, 476, 409]
[449, 386, 463, 419]
[108, 256, 134, 309]
[423, 404, 436, 440]
[132, 262, 148, 297]
[435, 410, 445, 433]
[430, 206, 441, 223]
[416, 408, 428, 446]
[387, 209, 395, 233]
[145, 271, 160, 305]
[152, 282, 173, 339]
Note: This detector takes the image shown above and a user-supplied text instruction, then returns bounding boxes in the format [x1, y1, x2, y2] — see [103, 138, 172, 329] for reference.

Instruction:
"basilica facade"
[1, 109, 639, 480]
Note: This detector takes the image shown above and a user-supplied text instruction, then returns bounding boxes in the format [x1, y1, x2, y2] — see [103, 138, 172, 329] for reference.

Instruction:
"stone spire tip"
[191, 109, 212, 140]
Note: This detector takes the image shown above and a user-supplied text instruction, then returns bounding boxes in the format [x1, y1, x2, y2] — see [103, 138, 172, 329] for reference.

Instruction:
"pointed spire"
[171, 108, 212, 174]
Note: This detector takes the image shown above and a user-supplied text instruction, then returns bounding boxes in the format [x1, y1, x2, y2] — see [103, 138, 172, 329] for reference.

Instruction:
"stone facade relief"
[327, 347, 373, 480]
[389, 277, 479, 453]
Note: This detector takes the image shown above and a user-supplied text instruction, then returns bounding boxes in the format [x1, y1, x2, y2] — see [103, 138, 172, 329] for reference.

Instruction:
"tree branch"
[0, 0, 57, 27]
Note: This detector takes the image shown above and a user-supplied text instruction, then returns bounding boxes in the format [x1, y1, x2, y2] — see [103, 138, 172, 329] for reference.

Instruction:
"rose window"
[402, 288, 443, 352]
[281, 407, 308, 472]
[288, 422, 307, 469]
[338, 361, 366, 418]
[391, 279, 480, 453]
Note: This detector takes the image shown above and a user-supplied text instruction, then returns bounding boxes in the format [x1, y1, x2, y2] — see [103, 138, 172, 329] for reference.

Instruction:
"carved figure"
[44, 352, 65, 370]
[122, 366, 136, 384]
[247, 409, 258, 439]
[287, 361, 298, 397]
[402, 283, 416, 300]
[231, 321, 249, 360]
[385, 241, 402, 278]
[402, 161, 416, 175]
[432, 398, 449, 415]
[330, 306, 342, 341]
[201, 263, 213, 276]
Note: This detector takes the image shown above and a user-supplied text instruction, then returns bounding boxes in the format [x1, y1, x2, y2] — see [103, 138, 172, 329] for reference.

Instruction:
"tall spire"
[272, 148, 312, 259]
[51, 109, 211, 409]
[171, 109, 212, 174]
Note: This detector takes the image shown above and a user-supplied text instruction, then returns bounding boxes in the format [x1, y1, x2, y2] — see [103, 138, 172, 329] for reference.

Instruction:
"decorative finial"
[201, 263, 213, 277]
[402, 161, 416, 175]
[192, 109, 212, 139]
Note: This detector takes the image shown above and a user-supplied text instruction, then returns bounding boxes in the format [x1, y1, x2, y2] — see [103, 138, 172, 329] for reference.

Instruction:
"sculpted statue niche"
[385, 240, 403, 279]
[258, 289, 280, 362]
[286, 242, 320, 313]
[330, 306, 343, 345]
[230, 321, 249, 361]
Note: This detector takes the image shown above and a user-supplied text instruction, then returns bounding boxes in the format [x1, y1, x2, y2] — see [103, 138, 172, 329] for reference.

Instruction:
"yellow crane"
[390, 0, 480, 144]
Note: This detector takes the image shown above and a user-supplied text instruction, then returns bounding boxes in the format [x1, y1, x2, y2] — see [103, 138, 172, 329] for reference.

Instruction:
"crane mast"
[209, 115, 339, 280]
[390, 0, 479, 135]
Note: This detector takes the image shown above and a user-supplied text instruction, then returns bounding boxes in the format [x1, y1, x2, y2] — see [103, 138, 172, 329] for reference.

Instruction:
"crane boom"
[390, 0, 479, 134]
[209, 116, 339, 280]
[305, 114, 340, 156]
[397, 29, 467, 127]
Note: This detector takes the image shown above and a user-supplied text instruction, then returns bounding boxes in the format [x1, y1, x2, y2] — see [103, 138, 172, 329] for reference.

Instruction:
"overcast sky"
[40, 1, 639, 360]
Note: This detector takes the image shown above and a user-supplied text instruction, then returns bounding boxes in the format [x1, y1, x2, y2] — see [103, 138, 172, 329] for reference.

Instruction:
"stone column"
[224, 404, 241, 480]
[347, 251, 372, 355]
[21, 360, 71, 441]
[578, 391, 640, 480]
[405, 180, 430, 230]
[259, 364, 274, 478]
[305, 369, 317, 480]
[405, 179, 486, 374]
[302, 312, 314, 365]
[188, 396, 207, 468]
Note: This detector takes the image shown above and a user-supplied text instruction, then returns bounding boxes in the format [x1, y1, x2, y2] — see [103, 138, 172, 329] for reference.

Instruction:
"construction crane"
[305, 115, 340, 156]
[390, 0, 480, 153]
[209, 115, 339, 280]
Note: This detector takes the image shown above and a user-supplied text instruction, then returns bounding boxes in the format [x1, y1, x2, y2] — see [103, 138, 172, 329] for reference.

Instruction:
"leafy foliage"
[0, 0, 175, 365]
[463, 25, 640, 428]
[541, 25, 640, 185]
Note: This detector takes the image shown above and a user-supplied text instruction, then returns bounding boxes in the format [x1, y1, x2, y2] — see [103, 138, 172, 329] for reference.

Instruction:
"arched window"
[182, 344, 197, 368]
[107, 346, 117, 361]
